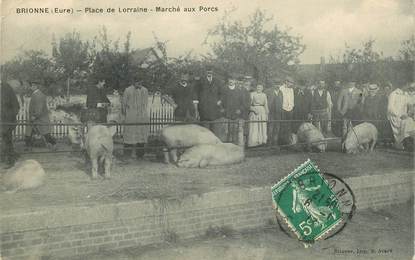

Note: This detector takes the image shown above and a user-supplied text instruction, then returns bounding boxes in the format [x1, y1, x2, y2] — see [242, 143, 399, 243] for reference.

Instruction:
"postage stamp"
[271, 159, 343, 242]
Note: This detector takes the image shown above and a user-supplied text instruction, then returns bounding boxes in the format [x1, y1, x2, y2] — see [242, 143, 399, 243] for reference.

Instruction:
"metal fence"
[12, 95, 174, 140]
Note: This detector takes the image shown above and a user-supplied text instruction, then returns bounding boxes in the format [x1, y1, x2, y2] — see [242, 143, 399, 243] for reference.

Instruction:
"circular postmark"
[272, 165, 355, 245]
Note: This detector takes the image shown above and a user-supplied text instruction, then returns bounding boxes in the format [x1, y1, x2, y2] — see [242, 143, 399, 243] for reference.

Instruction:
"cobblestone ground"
[73, 202, 413, 260]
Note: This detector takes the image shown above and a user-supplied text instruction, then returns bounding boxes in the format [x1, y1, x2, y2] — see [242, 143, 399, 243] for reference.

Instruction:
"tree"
[2, 50, 63, 95]
[399, 34, 415, 62]
[52, 31, 91, 98]
[90, 27, 139, 92]
[205, 9, 305, 85]
[398, 35, 414, 82]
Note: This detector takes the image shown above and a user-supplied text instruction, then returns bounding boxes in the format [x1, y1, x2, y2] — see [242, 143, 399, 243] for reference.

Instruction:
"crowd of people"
[161, 70, 415, 152]
[1, 70, 415, 168]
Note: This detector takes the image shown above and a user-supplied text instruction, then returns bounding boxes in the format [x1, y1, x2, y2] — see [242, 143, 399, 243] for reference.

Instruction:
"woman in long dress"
[248, 84, 268, 147]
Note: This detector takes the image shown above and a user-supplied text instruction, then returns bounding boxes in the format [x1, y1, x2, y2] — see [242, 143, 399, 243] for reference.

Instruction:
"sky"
[1, 0, 414, 64]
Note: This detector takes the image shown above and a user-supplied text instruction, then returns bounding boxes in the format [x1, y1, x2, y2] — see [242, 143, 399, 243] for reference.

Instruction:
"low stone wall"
[0, 171, 413, 259]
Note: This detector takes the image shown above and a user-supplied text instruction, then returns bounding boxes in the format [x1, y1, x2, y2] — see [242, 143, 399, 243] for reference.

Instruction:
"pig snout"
[2, 160, 45, 192]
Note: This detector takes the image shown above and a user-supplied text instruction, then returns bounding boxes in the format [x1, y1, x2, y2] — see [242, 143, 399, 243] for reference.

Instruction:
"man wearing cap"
[279, 76, 296, 142]
[309, 80, 333, 136]
[121, 78, 150, 160]
[25, 80, 56, 150]
[166, 73, 199, 122]
[265, 78, 283, 147]
[196, 69, 223, 132]
[337, 81, 362, 140]
[1, 81, 20, 168]
[86, 79, 111, 123]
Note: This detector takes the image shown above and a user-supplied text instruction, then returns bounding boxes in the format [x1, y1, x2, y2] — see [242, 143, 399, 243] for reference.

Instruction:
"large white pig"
[295, 122, 327, 152]
[161, 124, 221, 163]
[84, 125, 117, 179]
[177, 143, 244, 168]
[177, 120, 245, 168]
[2, 160, 45, 193]
[343, 122, 378, 154]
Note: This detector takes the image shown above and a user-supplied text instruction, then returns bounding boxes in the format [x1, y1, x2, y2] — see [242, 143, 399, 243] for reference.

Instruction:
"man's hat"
[368, 84, 379, 91]
[285, 75, 294, 83]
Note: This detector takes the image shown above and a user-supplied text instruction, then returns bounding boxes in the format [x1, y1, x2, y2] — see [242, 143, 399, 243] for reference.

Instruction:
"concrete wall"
[0, 171, 413, 259]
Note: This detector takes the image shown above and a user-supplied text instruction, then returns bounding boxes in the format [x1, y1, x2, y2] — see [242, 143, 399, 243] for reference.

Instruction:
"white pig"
[177, 143, 244, 168]
[2, 160, 45, 193]
[295, 122, 327, 152]
[161, 124, 221, 163]
[343, 122, 378, 154]
[84, 125, 117, 179]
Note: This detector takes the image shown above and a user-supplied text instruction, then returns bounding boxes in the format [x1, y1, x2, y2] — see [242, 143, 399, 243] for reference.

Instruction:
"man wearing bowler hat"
[166, 72, 199, 122]
[196, 68, 223, 134]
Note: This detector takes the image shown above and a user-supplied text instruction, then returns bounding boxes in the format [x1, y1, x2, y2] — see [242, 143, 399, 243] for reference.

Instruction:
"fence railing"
[12, 95, 174, 140]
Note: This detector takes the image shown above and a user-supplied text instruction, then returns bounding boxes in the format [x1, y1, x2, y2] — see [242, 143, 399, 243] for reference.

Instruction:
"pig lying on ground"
[84, 125, 117, 179]
[161, 124, 221, 163]
[2, 160, 45, 193]
[343, 122, 378, 154]
[177, 143, 244, 168]
[294, 122, 327, 152]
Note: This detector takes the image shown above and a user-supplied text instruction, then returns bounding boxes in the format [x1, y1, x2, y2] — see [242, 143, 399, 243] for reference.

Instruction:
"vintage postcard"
[0, 0, 414, 259]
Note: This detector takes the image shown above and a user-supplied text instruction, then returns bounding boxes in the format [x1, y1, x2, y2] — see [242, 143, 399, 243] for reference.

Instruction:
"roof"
[130, 48, 162, 66]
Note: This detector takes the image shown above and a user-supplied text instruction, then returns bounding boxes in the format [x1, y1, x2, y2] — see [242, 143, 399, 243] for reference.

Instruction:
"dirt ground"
[67, 201, 414, 260]
[0, 142, 413, 213]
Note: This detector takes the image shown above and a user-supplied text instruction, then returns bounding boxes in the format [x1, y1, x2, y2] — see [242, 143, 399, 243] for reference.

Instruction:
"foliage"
[1, 50, 64, 95]
[89, 27, 139, 92]
[205, 9, 305, 86]
[322, 39, 412, 87]
[52, 31, 92, 95]
[399, 34, 415, 62]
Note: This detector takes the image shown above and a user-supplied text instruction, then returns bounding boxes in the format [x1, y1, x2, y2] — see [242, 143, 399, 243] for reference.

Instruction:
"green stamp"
[271, 159, 343, 242]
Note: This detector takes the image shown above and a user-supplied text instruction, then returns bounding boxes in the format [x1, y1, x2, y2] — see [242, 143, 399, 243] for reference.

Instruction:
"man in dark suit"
[221, 76, 246, 143]
[86, 79, 111, 123]
[196, 69, 223, 134]
[166, 73, 199, 122]
[265, 78, 283, 147]
[293, 82, 311, 131]
[1, 81, 20, 168]
[25, 80, 56, 150]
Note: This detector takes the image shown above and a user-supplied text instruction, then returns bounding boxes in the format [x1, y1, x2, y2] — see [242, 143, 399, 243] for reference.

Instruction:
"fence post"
[237, 119, 245, 147]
